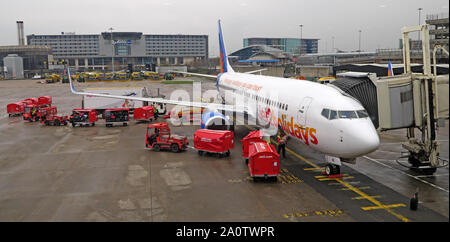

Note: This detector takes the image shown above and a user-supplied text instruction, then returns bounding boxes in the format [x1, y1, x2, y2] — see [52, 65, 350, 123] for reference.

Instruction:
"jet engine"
[201, 111, 231, 130]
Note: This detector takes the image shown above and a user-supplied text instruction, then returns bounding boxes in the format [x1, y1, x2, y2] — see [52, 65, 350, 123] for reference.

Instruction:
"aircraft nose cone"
[345, 121, 380, 157]
[358, 128, 380, 155]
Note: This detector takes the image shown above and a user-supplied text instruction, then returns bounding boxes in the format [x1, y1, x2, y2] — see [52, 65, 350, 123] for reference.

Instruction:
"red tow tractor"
[194, 129, 234, 157]
[23, 105, 57, 122]
[146, 123, 188, 152]
[42, 113, 68, 126]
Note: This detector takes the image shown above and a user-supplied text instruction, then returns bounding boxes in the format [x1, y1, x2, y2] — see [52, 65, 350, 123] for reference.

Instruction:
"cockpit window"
[338, 111, 357, 119]
[321, 109, 330, 119]
[329, 110, 337, 120]
[357, 110, 369, 118]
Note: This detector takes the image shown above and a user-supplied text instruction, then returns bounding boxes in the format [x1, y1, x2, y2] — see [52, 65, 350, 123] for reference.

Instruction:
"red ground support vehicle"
[38, 96, 52, 106]
[23, 104, 40, 121]
[146, 123, 188, 152]
[241, 130, 264, 163]
[105, 109, 129, 127]
[69, 109, 98, 127]
[194, 129, 234, 157]
[248, 142, 280, 181]
[7, 102, 25, 117]
[134, 106, 157, 122]
[24, 106, 57, 122]
[42, 114, 68, 126]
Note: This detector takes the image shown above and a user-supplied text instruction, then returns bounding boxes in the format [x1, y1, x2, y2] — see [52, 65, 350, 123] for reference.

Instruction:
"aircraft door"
[297, 97, 313, 127]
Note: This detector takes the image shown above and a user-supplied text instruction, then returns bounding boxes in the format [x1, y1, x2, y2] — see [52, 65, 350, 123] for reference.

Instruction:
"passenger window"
[338, 111, 357, 119]
[321, 109, 330, 119]
[329, 110, 337, 120]
[357, 110, 369, 118]
[285, 104, 288, 110]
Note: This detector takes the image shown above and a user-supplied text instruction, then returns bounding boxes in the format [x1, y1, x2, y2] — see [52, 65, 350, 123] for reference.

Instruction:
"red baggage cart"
[38, 96, 52, 106]
[69, 109, 98, 127]
[105, 108, 129, 127]
[23, 97, 39, 105]
[134, 106, 157, 122]
[194, 129, 234, 157]
[241, 130, 264, 162]
[7, 102, 25, 117]
[248, 142, 280, 181]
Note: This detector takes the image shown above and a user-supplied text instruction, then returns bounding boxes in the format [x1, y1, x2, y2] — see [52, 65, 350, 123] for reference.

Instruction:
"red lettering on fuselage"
[258, 108, 318, 146]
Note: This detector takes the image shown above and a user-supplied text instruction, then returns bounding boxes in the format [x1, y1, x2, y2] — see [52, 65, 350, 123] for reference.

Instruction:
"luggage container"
[7, 102, 25, 117]
[38, 96, 52, 106]
[241, 130, 264, 163]
[23, 97, 39, 105]
[248, 142, 280, 181]
[134, 106, 157, 122]
[69, 109, 98, 127]
[105, 109, 129, 127]
[194, 129, 234, 157]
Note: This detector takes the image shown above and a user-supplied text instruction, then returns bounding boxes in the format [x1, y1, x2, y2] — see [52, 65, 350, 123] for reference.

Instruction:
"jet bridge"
[332, 24, 449, 174]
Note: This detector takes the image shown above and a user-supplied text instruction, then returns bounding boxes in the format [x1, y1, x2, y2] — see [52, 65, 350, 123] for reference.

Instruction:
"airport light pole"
[109, 27, 114, 72]
[358, 30, 362, 56]
[418, 8, 423, 40]
[299, 24, 303, 56]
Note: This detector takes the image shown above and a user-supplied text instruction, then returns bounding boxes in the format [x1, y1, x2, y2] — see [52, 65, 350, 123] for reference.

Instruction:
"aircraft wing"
[243, 69, 267, 74]
[170, 71, 217, 79]
[68, 70, 248, 115]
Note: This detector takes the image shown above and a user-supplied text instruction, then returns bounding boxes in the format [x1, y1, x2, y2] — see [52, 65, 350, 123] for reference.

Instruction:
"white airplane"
[68, 20, 379, 175]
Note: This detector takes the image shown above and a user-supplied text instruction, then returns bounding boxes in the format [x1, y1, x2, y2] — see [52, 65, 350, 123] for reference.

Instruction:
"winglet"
[218, 20, 234, 73]
[67, 67, 79, 94]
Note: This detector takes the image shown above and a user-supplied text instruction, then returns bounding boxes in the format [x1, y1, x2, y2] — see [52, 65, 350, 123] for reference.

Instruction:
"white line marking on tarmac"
[363, 156, 449, 193]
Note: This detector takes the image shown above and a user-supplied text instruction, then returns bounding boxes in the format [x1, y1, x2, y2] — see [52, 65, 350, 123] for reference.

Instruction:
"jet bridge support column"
[376, 25, 449, 175]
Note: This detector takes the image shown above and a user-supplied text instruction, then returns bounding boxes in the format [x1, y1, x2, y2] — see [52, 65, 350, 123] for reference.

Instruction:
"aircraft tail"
[388, 61, 394, 76]
[218, 20, 234, 73]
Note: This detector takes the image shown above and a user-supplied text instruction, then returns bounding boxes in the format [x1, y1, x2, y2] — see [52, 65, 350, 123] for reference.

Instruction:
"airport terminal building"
[27, 32, 208, 71]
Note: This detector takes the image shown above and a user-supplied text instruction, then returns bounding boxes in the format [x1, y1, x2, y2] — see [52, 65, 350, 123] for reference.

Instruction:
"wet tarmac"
[0, 79, 448, 221]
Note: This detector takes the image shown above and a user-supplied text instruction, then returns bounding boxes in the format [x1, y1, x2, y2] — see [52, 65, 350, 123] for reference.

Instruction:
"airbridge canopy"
[330, 76, 379, 128]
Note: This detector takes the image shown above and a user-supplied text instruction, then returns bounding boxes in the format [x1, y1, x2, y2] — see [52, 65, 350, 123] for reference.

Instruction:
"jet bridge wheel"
[325, 164, 340, 176]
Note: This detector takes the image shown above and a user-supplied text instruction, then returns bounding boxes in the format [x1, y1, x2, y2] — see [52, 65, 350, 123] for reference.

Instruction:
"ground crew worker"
[152, 106, 158, 119]
[277, 128, 288, 159]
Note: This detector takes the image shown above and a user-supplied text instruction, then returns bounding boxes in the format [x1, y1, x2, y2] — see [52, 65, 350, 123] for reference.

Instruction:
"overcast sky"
[0, 0, 448, 56]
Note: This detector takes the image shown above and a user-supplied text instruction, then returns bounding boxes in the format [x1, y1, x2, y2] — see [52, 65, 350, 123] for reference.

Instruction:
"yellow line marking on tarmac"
[240, 122, 411, 222]
[361, 204, 406, 211]
[341, 186, 371, 191]
[352, 195, 382, 200]
[304, 167, 323, 171]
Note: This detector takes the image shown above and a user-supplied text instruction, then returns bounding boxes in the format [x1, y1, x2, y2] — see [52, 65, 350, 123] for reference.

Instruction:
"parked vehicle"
[145, 123, 188, 152]
[194, 129, 234, 157]
[24, 106, 57, 122]
[42, 114, 68, 126]
[105, 109, 129, 127]
[69, 109, 97, 127]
